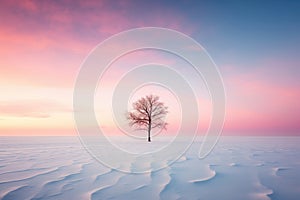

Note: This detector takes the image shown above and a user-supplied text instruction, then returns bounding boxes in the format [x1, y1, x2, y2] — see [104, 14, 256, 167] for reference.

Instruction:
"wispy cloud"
[0, 0, 193, 89]
[222, 61, 300, 134]
[0, 99, 71, 118]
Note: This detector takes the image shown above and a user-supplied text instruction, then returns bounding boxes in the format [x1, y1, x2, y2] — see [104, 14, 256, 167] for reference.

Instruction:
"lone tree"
[127, 94, 168, 142]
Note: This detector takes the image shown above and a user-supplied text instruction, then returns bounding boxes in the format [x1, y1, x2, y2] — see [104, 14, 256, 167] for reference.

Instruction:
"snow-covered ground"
[0, 136, 299, 200]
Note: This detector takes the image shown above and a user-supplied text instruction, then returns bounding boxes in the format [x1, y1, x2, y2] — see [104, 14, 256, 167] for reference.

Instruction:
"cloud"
[0, 0, 193, 50]
[0, 0, 194, 89]
[0, 99, 71, 118]
[222, 62, 300, 134]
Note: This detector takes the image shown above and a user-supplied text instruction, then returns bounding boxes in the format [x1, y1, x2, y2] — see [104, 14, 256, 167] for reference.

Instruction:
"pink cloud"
[0, 1, 197, 136]
[0, 0, 194, 89]
[0, 127, 76, 136]
[0, 99, 71, 118]
[222, 63, 300, 135]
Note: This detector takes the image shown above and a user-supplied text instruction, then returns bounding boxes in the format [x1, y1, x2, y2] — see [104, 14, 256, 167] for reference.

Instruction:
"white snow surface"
[0, 136, 299, 200]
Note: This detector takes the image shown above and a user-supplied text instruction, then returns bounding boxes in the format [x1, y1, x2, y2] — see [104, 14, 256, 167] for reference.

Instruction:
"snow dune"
[0, 136, 300, 200]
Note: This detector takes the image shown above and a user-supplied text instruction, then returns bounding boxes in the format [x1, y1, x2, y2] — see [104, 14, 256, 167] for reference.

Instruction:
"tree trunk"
[148, 117, 151, 142]
[148, 123, 151, 142]
[148, 129, 151, 142]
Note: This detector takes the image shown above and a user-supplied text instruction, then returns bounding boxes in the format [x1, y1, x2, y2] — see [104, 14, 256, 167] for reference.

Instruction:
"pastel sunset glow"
[0, 0, 299, 136]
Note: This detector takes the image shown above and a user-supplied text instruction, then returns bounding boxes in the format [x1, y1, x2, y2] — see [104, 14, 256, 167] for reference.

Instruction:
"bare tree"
[127, 95, 168, 142]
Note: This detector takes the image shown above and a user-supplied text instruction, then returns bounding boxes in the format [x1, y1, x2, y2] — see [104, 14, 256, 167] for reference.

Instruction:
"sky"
[0, 0, 299, 136]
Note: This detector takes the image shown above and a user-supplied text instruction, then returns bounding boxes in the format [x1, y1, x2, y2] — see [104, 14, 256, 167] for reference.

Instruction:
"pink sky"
[0, 0, 299, 136]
